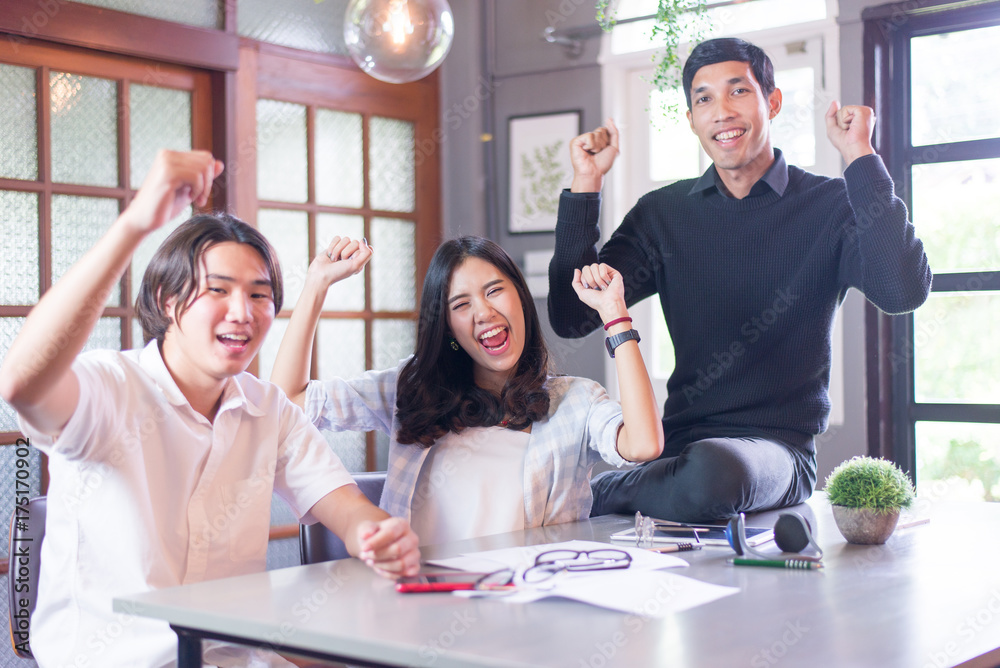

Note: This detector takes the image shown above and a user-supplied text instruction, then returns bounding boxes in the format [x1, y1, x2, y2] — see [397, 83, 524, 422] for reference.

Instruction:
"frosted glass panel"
[0, 318, 27, 432]
[270, 492, 297, 526]
[373, 318, 414, 369]
[369, 117, 415, 213]
[322, 429, 367, 473]
[316, 109, 363, 208]
[316, 214, 365, 312]
[0, 445, 42, 555]
[0, 191, 39, 305]
[257, 100, 308, 203]
[130, 84, 192, 187]
[238, 0, 349, 55]
[911, 26, 1000, 146]
[371, 218, 415, 311]
[255, 317, 289, 382]
[0, 64, 38, 180]
[130, 206, 192, 306]
[266, 536, 300, 570]
[83, 318, 122, 352]
[51, 196, 121, 306]
[258, 209, 309, 309]
[73, 0, 220, 28]
[132, 318, 145, 350]
[912, 158, 1000, 274]
[317, 319, 366, 380]
[50, 72, 118, 187]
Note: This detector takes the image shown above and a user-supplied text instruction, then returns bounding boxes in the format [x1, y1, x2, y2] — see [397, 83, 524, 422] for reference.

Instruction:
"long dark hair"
[136, 213, 283, 345]
[395, 236, 550, 447]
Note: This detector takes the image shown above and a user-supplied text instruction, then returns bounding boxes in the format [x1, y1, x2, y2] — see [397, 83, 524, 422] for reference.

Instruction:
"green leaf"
[824, 456, 916, 514]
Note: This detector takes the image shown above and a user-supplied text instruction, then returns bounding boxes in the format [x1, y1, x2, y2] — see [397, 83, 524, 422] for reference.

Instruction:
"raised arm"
[569, 118, 620, 194]
[0, 150, 223, 435]
[572, 263, 663, 463]
[269, 236, 372, 407]
[548, 119, 623, 338]
[826, 101, 931, 312]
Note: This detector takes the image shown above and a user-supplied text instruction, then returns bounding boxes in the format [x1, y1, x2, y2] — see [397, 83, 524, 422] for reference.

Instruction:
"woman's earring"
[449, 337, 460, 351]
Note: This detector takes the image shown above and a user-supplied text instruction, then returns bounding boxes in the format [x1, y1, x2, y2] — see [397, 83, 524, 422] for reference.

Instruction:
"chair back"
[7, 496, 46, 659]
[299, 472, 386, 564]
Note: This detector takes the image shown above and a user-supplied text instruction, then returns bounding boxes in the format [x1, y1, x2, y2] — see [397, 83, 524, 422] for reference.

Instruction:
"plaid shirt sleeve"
[303, 361, 406, 436]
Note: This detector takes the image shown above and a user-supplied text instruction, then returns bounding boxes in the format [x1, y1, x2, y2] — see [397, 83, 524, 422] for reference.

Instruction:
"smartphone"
[395, 572, 490, 593]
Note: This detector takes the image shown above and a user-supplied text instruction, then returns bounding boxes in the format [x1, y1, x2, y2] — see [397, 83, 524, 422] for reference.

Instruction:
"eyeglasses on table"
[474, 548, 632, 591]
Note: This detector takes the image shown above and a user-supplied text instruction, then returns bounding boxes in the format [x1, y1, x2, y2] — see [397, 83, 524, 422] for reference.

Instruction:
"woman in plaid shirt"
[271, 236, 662, 544]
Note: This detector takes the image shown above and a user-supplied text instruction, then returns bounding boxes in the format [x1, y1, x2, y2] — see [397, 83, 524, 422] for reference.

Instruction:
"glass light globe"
[344, 0, 455, 84]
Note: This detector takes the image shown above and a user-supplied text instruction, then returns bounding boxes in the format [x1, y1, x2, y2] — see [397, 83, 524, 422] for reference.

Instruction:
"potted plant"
[595, 0, 711, 110]
[824, 456, 916, 545]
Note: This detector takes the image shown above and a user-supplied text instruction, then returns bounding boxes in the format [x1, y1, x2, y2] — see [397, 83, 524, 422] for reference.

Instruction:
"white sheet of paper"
[431, 540, 736, 615]
[493, 569, 739, 617]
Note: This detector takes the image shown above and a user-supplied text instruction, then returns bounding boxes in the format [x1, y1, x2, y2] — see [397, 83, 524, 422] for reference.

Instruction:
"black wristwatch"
[605, 329, 640, 358]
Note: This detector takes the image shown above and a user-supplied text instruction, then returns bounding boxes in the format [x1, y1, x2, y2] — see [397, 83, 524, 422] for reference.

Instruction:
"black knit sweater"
[548, 151, 931, 453]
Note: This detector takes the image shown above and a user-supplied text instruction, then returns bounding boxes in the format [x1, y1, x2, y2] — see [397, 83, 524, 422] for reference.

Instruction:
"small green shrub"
[825, 456, 915, 514]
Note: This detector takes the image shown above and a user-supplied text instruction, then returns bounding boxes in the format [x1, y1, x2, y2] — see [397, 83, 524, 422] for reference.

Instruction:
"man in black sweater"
[548, 37, 931, 522]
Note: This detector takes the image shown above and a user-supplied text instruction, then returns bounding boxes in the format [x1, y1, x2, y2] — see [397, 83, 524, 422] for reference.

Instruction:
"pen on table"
[648, 543, 703, 553]
[728, 558, 823, 570]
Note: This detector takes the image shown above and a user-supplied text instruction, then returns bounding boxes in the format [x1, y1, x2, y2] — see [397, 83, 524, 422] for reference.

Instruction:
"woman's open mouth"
[478, 326, 510, 355]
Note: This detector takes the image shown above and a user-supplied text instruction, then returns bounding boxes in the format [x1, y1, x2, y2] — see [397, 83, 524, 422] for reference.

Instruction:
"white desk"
[114, 496, 1000, 667]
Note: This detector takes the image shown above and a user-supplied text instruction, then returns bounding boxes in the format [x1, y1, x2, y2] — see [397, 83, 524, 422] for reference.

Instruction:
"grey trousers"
[590, 427, 817, 523]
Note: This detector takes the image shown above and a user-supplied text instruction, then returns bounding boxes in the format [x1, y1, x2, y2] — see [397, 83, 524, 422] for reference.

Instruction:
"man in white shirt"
[0, 150, 420, 667]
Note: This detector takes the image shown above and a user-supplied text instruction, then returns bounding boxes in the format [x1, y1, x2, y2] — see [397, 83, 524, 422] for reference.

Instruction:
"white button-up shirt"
[19, 342, 354, 668]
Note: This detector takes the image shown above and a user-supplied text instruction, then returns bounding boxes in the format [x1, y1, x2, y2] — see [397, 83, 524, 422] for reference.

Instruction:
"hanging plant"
[596, 0, 712, 112]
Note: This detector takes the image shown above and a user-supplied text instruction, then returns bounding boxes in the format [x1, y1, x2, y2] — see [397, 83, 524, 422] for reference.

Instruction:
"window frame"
[0, 36, 214, 447]
[239, 41, 441, 470]
[862, 0, 1000, 476]
[0, 4, 442, 552]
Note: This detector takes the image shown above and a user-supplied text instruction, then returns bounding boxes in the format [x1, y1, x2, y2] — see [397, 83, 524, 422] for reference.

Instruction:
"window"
[863, 2, 1000, 501]
[246, 47, 439, 472]
[0, 38, 212, 446]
